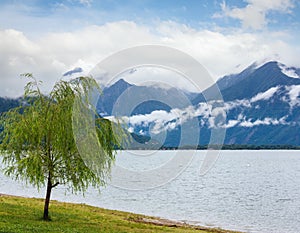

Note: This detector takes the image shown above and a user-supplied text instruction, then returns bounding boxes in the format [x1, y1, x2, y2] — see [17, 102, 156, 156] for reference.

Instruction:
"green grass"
[0, 195, 239, 233]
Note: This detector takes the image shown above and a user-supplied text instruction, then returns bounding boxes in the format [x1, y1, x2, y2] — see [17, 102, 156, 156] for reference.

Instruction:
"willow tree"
[0, 74, 121, 220]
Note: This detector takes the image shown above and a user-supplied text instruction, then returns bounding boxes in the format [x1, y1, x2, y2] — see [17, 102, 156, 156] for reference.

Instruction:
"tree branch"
[51, 182, 59, 188]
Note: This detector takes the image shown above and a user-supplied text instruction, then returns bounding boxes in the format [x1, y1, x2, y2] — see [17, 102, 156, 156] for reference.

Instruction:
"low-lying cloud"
[285, 85, 300, 107]
[251, 86, 279, 102]
[107, 85, 299, 134]
[239, 116, 288, 128]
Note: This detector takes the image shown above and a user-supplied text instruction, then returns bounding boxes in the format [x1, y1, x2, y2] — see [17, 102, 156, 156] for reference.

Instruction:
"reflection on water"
[1, 150, 300, 233]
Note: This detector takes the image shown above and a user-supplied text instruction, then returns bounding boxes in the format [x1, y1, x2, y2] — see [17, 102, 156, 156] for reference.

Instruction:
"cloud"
[223, 85, 300, 111]
[1, 21, 300, 97]
[284, 85, 300, 107]
[155, 21, 300, 78]
[222, 113, 290, 128]
[224, 99, 251, 112]
[278, 63, 300, 78]
[224, 119, 239, 128]
[107, 83, 299, 134]
[121, 66, 200, 92]
[0, 22, 155, 96]
[129, 104, 211, 134]
[239, 116, 288, 127]
[251, 86, 279, 102]
[78, 0, 93, 7]
[0, 29, 63, 96]
[107, 102, 214, 134]
[221, 86, 281, 113]
[218, 0, 294, 30]
[108, 96, 292, 133]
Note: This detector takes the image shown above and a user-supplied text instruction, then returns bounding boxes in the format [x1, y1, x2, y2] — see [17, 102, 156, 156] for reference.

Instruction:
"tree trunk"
[43, 174, 52, 221]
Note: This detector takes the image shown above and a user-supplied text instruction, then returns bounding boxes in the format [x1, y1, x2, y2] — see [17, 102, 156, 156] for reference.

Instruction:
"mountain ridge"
[1, 61, 299, 147]
[96, 61, 300, 147]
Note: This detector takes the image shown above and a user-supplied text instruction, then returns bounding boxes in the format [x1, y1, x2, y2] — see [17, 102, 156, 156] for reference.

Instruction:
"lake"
[1, 150, 300, 233]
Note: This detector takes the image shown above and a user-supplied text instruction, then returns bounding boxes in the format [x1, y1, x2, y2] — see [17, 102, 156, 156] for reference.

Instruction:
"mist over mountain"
[96, 61, 300, 147]
[1, 61, 299, 147]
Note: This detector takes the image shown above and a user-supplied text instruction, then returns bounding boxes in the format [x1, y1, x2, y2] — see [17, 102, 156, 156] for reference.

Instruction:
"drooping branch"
[0, 75, 120, 220]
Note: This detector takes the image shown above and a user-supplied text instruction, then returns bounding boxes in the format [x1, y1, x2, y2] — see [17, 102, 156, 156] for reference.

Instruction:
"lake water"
[1, 150, 300, 233]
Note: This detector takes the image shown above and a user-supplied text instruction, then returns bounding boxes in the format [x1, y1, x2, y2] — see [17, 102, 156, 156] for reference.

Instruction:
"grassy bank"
[0, 194, 239, 233]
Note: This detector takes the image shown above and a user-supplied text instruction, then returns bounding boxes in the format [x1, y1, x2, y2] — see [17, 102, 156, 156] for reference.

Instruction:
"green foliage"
[0, 74, 122, 219]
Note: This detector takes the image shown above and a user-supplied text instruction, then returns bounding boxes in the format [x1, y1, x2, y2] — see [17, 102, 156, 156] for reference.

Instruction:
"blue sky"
[1, 0, 300, 33]
[1, 0, 300, 96]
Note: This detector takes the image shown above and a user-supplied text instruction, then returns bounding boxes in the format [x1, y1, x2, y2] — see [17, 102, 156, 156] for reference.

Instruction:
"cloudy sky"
[1, 0, 300, 97]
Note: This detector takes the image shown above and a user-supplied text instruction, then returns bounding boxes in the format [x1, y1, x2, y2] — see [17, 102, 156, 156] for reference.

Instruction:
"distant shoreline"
[125, 145, 300, 150]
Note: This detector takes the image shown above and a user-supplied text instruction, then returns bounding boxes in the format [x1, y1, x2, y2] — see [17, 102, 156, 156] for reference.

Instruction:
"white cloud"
[1, 21, 300, 97]
[79, 0, 93, 7]
[155, 21, 300, 78]
[251, 86, 279, 102]
[0, 29, 63, 96]
[127, 127, 134, 133]
[121, 66, 200, 92]
[107, 83, 297, 133]
[126, 104, 210, 134]
[219, 0, 294, 30]
[0, 22, 155, 96]
[239, 116, 288, 127]
[109, 96, 292, 133]
[278, 63, 300, 78]
[285, 85, 300, 107]
[108, 102, 217, 134]
[224, 99, 251, 112]
[224, 119, 239, 128]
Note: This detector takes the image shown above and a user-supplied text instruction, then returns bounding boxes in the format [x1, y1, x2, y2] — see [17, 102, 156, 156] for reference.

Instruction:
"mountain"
[221, 84, 300, 145]
[1, 61, 299, 147]
[97, 79, 194, 116]
[63, 67, 83, 76]
[97, 79, 133, 116]
[220, 61, 300, 101]
[193, 61, 300, 103]
[192, 62, 258, 104]
[0, 97, 22, 113]
[99, 61, 300, 147]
